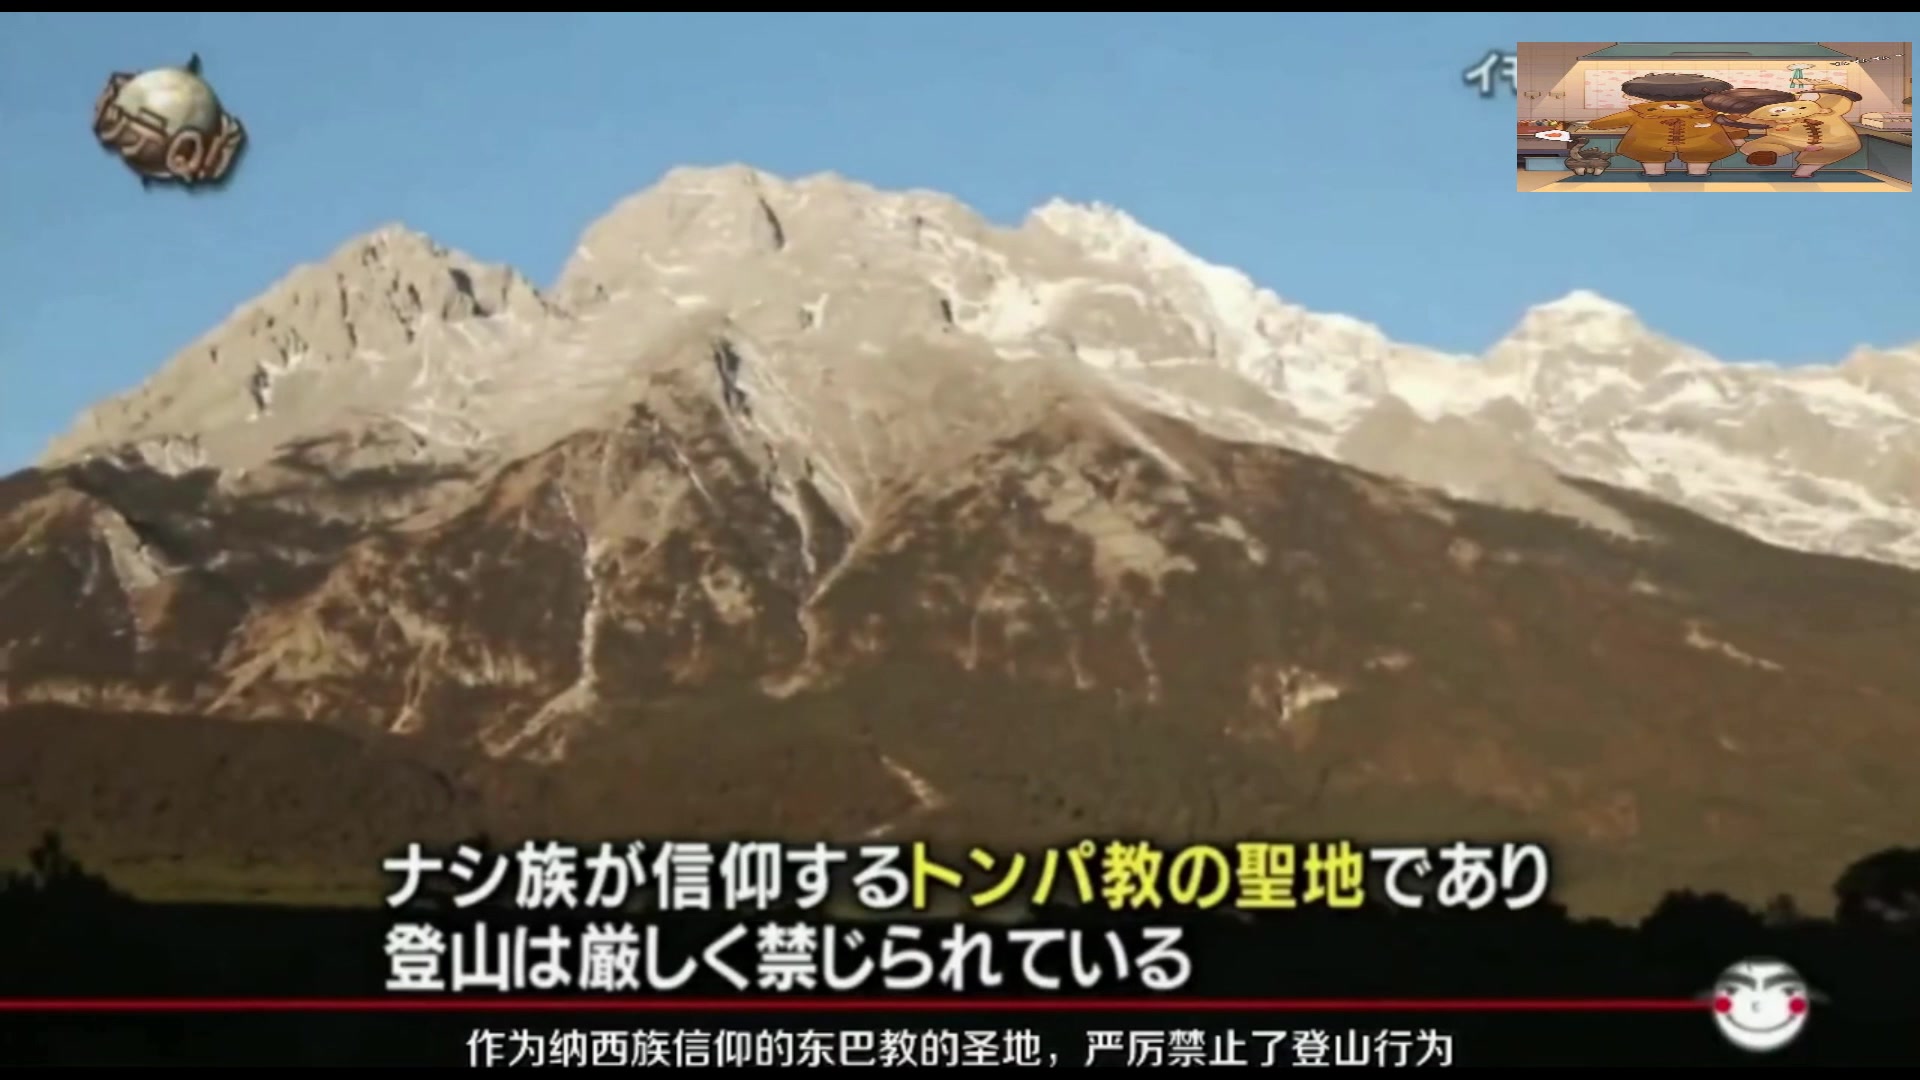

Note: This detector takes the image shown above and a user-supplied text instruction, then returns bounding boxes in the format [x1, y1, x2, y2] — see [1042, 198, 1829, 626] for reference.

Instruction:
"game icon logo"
[93, 53, 247, 190]
[1515, 42, 1909, 192]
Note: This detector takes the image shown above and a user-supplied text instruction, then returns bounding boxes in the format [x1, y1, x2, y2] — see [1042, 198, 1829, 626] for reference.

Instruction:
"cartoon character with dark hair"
[1699, 86, 1800, 117]
[1579, 72, 1749, 177]
[1699, 87, 1797, 161]
[1707, 81, 1865, 178]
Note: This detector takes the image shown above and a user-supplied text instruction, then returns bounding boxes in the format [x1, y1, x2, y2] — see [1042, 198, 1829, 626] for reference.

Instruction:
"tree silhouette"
[1637, 888, 1763, 947]
[1761, 893, 1803, 927]
[1833, 846, 1920, 931]
[13, 832, 119, 903]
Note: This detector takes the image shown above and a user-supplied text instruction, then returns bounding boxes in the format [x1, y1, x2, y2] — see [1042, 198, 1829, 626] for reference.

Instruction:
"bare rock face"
[47, 227, 554, 471]
[6, 165, 1920, 918]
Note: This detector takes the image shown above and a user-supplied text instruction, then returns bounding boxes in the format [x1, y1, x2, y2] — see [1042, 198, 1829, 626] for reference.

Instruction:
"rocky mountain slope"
[4, 165, 1918, 916]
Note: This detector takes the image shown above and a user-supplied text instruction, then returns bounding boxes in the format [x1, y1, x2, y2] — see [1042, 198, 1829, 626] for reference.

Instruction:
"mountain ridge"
[38, 163, 1920, 571]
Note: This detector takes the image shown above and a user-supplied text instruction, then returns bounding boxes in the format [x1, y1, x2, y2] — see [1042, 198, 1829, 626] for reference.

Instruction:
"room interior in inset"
[1517, 42, 1910, 192]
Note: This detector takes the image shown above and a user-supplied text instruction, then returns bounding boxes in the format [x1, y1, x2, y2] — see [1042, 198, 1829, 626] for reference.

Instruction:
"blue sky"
[1, 13, 1915, 472]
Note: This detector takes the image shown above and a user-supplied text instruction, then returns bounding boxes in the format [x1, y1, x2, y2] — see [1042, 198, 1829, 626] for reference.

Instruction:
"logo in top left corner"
[92, 51, 247, 191]
[1706, 957, 1822, 1053]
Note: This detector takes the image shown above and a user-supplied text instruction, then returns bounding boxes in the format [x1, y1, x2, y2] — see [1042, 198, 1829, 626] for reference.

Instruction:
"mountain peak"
[328, 222, 446, 261]
[1530, 289, 1636, 319]
[1028, 197, 1132, 232]
[363, 220, 433, 244]
[653, 162, 781, 194]
[37, 217, 551, 468]
[1496, 287, 1655, 354]
[1026, 198, 1186, 268]
[1485, 287, 1701, 394]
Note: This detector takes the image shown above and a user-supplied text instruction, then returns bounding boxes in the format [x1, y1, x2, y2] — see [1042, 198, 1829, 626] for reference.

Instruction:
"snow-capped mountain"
[43, 164, 1920, 570]
[7, 165, 1920, 918]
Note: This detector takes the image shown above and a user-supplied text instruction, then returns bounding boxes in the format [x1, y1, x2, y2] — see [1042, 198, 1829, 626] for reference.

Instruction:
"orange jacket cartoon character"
[1586, 100, 1747, 164]
[1581, 73, 1746, 172]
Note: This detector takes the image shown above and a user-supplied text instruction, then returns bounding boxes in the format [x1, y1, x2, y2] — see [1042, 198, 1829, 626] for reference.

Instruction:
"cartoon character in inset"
[1578, 73, 1747, 177]
[1704, 81, 1865, 179]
